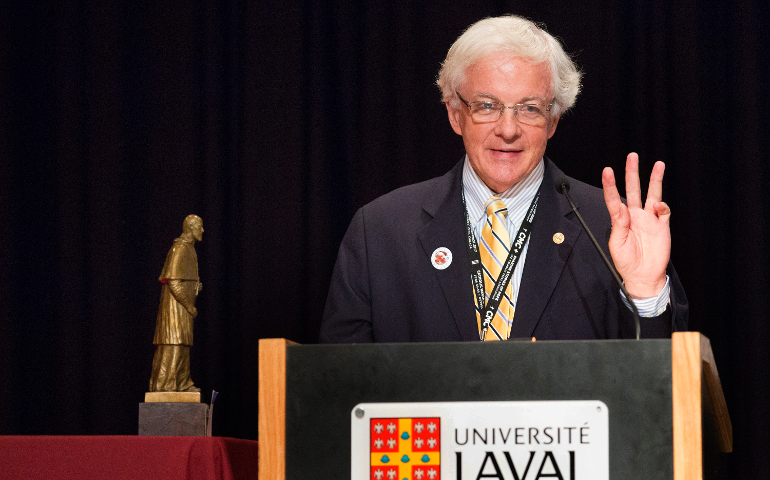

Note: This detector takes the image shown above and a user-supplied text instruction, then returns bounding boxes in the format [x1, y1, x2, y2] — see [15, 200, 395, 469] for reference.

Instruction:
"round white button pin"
[431, 247, 452, 270]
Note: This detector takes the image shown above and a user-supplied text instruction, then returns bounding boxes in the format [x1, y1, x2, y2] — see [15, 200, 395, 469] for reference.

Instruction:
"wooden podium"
[258, 332, 731, 479]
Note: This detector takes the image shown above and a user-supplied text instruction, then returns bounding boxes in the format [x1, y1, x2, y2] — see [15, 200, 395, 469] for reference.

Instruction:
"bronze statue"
[149, 215, 203, 392]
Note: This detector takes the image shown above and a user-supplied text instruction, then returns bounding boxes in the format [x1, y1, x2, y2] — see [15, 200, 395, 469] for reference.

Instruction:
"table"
[0, 436, 259, 480]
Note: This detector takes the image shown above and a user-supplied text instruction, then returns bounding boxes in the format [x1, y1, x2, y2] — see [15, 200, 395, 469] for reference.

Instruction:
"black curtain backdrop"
[1, 0, 768, 477]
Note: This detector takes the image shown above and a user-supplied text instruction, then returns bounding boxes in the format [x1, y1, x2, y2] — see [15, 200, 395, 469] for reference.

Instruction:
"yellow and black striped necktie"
[475, 196, 515, 341]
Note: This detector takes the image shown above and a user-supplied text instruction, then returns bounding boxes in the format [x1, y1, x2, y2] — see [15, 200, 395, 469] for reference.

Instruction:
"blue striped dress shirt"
[461, 155, 669, 318]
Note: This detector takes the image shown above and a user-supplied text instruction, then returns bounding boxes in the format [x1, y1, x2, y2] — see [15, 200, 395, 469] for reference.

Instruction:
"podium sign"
[351, 401, 609, 480]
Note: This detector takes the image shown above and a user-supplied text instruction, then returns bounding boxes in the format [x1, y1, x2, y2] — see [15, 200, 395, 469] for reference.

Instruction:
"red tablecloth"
[0, 436, 259, 480]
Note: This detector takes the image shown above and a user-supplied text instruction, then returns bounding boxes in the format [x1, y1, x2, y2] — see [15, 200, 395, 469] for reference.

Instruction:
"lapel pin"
[552, 232, 565, 244]
[431, 247, 452, 270]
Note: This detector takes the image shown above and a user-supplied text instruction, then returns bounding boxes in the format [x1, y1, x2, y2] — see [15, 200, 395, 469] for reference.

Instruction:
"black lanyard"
[463, 189, 540, 340]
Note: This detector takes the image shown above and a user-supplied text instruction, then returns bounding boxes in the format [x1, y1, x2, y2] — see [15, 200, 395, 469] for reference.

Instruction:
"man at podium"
[320, 15, 688, 344]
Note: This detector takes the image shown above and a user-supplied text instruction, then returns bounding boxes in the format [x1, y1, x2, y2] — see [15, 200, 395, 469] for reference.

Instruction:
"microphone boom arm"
[557, 181, 642, 340]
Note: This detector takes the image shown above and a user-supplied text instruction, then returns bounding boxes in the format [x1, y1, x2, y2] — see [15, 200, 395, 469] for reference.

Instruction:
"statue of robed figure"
[149, 214, 203, 392]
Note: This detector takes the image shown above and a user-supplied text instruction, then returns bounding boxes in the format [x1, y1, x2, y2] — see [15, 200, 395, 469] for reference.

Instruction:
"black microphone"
[555, 178, 641, 340]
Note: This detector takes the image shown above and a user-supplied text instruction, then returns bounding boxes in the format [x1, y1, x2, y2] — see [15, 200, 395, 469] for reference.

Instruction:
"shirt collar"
[462, 155, 545, 222]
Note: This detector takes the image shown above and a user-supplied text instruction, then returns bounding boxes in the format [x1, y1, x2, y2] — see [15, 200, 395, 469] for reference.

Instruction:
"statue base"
[139, 396, 208, 436]
[144, 391, 200, 403]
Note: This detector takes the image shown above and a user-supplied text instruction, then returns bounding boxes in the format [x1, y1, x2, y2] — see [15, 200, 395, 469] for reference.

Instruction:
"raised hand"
[602, 152, 670, 299]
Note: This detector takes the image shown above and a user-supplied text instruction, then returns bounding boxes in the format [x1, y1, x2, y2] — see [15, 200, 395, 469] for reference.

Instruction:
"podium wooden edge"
[258, 338, 298, 480]
[672, 332, 733, 480]
[699, 335, 733, 454]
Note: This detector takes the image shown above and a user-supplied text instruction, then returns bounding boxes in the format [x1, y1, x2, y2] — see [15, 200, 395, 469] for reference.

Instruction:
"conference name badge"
[352, 401, 609, 480]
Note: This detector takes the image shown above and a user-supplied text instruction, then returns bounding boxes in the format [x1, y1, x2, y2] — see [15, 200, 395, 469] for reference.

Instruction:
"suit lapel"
[417, 161, 479, 341]
[510, 159, 583, 338]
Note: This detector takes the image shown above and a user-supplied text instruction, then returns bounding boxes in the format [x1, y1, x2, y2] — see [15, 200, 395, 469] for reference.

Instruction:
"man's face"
[447, 53, 560, 193]
[191, 222, 204, 241]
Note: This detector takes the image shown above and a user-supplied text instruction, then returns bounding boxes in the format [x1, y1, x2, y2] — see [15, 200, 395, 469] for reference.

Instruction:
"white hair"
[437, 15, 582, 118]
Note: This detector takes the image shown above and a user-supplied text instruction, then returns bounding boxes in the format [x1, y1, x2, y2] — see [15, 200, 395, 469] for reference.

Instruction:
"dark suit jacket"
[320, 158, 688, 343]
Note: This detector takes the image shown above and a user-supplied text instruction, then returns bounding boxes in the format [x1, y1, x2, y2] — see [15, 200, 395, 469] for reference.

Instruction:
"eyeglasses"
[456, 91, 554, 127]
